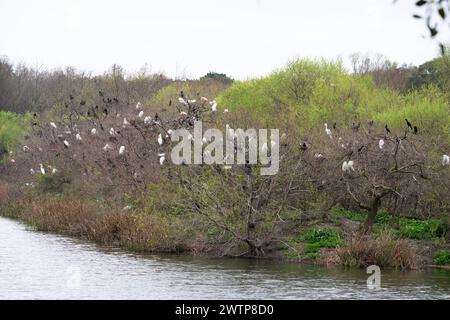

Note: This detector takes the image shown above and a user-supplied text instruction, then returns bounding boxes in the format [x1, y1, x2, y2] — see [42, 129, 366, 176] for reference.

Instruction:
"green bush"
[398, 218, 447, 240]
[433, 250, 450, 265]
[0, 111, 31, 159]
[301, 227, 343, 259]
[332, 207, 366, 222]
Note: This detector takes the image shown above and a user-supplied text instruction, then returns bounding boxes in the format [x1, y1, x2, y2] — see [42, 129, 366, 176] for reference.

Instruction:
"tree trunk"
[365, 197, 381, 234]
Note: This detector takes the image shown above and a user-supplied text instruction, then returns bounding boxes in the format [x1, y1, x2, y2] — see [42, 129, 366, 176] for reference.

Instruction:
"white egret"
[109, 128, 115, 136]
[223, 109, 229, 113]
[136, 102, 142, 110]
[23, 145, 30, 152]
[188, 99, 196, 104]
[123, 205, 132, 211]
[39, 164, 46, 175]
[10, 159, 15, 163]
[63, 140, 70, 148]
[50, 122, 57, 129]
[144, 116, 152, 125]
[119, 146, 125, 155]
[342, 161, 348, 172]
[52, 168, 58, 174]
[314, 153, 324, 158]
[76, 133, 82, 141]
[443, 154, 450, 166]
[123, 118, 130, 126]
[379, 139, 385, 149]
[178, 97, 188, 105]
[158, 153, 165, 165]
[103, 143, 111, 152]
[201, 97, 209, 103]
[324, 123, 332, 139]
[91, 128, 97, 135]
[158, 133, 163, 145]
[30, 168, 35, 175]
[210, 100, 217, 112]
[138, 111, 144, 118]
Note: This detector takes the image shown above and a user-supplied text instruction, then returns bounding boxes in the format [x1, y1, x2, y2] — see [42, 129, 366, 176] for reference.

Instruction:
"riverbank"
[1, 183, 448, 270]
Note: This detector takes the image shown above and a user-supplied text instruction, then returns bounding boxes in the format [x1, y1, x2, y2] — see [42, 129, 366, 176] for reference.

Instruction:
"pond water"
[0, 217, 449, 299]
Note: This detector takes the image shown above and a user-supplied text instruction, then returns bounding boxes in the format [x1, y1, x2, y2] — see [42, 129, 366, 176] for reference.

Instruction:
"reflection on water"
[0, 217, 449, 299]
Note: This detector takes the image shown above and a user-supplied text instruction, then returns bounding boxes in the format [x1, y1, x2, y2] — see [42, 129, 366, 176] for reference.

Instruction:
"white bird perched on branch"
[103, 143, 111, 152]
[201, 96, 209, 103]
[30, 168, 35, 175]
[63, 140, 70, 148]
[39, 164, 46, 175]
[119, 146, 125, 155]
[136, 102, 142, 110]
[158, 153, 165, 165]
[188, 99, 196, 104]
[123, 118, 130, 126]
[109, 128, 115, 136]
[314, 153, 324, 158]
[91, 128, 97, 135]
[178, 97, 188, 105]
[144, 116, 152, 125]
[443, 154, 450, 166]
[50, 122, 57, 129]
[379, 139, 385, 149]
[52, 167, 57, 174]
[324, 123, 332, 139]
[224, 108, 229, 113]
[138, 111, 144, 118]
[343, 160, 355, 172]
[10, 159, 15, 163]
[23, 145, 30, 152]
[123, 205, 132, 211]
[210, 100, 217, 112]
[158, 133, 163, 145]
[76, 133, 82, 141]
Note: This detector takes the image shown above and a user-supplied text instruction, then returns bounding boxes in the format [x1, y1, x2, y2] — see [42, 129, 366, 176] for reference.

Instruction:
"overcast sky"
[0, 0, 447, 79]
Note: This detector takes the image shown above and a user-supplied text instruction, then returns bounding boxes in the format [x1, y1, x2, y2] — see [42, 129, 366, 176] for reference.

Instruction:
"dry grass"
[336, 228, 424, 269]
[0, 183, 189, 253]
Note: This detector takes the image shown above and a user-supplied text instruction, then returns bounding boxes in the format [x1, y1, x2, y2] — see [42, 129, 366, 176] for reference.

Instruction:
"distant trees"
[200, 72, 233, 84]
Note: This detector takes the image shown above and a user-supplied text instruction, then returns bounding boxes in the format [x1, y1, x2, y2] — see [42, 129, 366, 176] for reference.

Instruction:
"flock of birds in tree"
[7, 91, 450, 185]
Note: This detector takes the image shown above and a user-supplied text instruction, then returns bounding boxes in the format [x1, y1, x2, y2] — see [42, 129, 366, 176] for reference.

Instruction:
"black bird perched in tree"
[405, 118, 413, 130]
[333, 122, 337, 130]
[180, 91, 185, 98]
[80, 100, 86, 106]
[300, 142, 308, 151]
[33, 113, 38, 118]
[98, 90, 104, 97]
[169, 99, 172, 107]
[154, 113, 159, 121]
[385, 124, 391, 134]
[103, 108, 108, 115]
[414, 126, 418, 134]
[69, 94, 74, 100]
[358, 145, 364, 153]
[352, 122, 360, 132]
[113, 97, 119, 103]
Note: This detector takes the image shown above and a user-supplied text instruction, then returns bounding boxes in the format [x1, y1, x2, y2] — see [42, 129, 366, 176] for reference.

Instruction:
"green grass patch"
[433, 250, 450, 265]
[301, 227, 343, 259]
[398, 218, 447, 240]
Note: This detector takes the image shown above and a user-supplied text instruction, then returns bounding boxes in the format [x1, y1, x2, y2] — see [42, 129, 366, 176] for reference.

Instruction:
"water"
[0, 217, 449, 300]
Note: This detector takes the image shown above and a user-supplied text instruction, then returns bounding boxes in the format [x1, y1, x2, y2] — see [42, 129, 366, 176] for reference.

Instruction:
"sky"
[0, 0, 448, 79]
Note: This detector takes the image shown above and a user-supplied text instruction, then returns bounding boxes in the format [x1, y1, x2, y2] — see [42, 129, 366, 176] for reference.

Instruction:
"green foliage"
[35, 171, 69, 194]
[200, 72, 233, 84]
[0, 111, 30, 159]
[398, 218, 447, 240]
[433, 250, 450, 265]
[301, 227, 343, 259]
[332, 207, 366, 222]
[218, 58, 450, 135]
